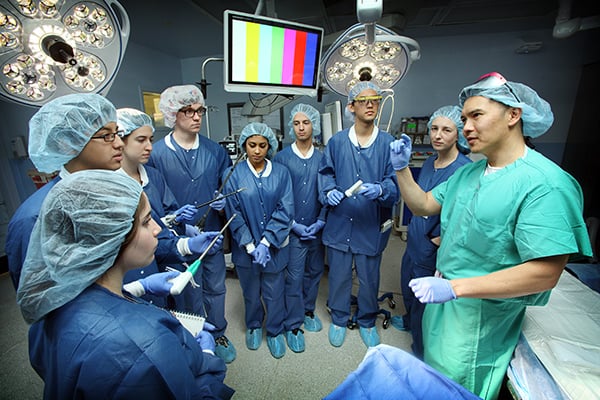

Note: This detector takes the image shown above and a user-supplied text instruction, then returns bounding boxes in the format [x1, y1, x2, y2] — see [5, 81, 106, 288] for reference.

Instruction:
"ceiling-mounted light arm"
[553, 0, 600, 38]
[357, 0, 382, 45]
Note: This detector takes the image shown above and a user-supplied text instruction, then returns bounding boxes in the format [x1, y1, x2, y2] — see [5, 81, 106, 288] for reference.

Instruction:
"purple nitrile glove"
[251, 243, 271, 268]
[358, 183, 382, 200]
[304, 220, 325, 236]
[389, 134, 413, 171]
[209, 191, 226, 211]
[139, 271, 180, 296]
[195, 322, 216, 352]
[409, 277, 457, 304]
[292, 222, 309, 237]
[185, 224, 201, 237]
[188, 232, 223, 255]
[174, 204, 198, 224]
[327, 189, 344, 206]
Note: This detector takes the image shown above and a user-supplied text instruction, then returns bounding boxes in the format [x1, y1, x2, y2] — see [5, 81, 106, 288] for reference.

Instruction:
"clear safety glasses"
[474, 72, 521, 102]
[353, 95, 383, 106]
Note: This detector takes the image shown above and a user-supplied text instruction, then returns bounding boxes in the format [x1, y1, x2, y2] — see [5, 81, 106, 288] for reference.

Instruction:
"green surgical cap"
[28, 93, 117, 173]
[17, 170, 142, 324]
[459, 78, 553, 138]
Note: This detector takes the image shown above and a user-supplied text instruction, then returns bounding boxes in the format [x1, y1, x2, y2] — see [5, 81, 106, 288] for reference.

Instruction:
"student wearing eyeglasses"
[318, 81, 399, 349]
[390, 73, 592, 400]
[7, 93, 126, 292]
[147, 85, 236, 364]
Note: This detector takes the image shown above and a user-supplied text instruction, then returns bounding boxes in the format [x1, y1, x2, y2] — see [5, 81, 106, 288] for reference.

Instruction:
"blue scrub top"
[318, 128, 399, 256]
[223, 160, 294, 271]
[29, 284, 234, 399]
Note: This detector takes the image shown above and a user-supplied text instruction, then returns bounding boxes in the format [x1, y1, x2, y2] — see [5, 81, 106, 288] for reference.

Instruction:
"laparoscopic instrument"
[169, 213, 237, 295]
[196, 152, 248, 231]
[162, 188, 246, 228]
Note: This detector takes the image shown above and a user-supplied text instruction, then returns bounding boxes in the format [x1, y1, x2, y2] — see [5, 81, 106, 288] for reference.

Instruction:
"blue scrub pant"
[285, 235, 325, 331]
[235, 263, 285, 337]
[327, 247, 382, 328]
[400, 252, 435, 359]
[200, 250, 228, 338]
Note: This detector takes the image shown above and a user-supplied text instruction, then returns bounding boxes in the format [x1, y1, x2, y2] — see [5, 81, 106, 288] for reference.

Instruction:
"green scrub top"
[426, 149, 592, 400]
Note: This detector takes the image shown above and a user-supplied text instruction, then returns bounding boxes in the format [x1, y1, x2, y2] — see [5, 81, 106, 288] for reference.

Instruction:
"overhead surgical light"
[321, 0, 420, 97]
[0, 0, 129, 107]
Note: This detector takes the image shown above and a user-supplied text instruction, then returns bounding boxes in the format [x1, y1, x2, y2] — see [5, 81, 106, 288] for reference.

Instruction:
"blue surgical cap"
[28, 93, 117, 173]
[458, 77, 553, 138]
[159, 84, 204, 128]
[117, 108, 154, 137]
[347, 81, 382, 104]
[238, 122, 279, 158]
[288, 104, 321, 139]
[427, 105, 470, 154]
[17, 170, 142, 324]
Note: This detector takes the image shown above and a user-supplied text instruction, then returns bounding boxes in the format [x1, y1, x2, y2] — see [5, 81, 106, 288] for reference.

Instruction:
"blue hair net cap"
[427, 105, 470, 153]
[458, 76, 553, 138]
[347, 81, 382, 104]
[17, 170, 142, 324]
[117, 108, 154, 137]
[288, 103, 321, 139]
[28, 93, 117, 173]
[239, 122, 279, 158]
[158, 84, 204, 128]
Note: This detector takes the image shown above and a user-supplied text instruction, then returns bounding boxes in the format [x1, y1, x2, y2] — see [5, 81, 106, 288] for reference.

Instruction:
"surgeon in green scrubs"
[389, 72, 592, 400]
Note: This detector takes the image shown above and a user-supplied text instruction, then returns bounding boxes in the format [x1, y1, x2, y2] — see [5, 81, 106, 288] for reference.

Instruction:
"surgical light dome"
[0, 0, 129, 107]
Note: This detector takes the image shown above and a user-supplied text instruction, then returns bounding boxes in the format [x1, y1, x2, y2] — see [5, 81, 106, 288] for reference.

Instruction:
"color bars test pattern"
[231, 19, 319, 87]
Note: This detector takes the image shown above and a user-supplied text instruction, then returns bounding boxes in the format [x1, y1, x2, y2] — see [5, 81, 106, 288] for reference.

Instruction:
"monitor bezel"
[223, 10, 324, 97]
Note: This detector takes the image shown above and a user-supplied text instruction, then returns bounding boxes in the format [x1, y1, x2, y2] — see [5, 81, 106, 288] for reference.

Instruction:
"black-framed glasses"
[475, 72, 521, 103]
[179, 107, 206, 118]
[90, 130, 124, 143]
[353, 95, 382, 106]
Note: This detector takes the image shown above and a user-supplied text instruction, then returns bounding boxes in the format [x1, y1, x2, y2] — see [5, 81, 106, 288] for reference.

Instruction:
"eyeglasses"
[475, 72, 521, 102]
[90, 130, 124, 143]
[179, 107, 206, 118]
[353, 95, 382, 106]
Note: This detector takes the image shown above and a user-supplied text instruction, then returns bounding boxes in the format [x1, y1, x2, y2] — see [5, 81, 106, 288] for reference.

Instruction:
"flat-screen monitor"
[224, 10, 324, 97]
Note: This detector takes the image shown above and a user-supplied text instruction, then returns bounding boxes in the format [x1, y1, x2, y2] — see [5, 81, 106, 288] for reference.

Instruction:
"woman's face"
[120, 195, 160, 269]
[244, 135, 269, 167]
[429, 116, 458, 153]
[122, 126, 153, 165]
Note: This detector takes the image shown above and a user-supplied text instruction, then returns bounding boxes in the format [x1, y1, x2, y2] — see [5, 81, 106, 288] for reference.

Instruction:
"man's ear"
[507, 107, 522, 128]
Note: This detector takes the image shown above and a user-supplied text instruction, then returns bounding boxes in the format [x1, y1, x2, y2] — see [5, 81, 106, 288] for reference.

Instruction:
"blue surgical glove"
[139, 271, 180, 296]
[195, 322, 216, 352]
[174, 204, 198, 224]
[185, 224, 200, 237]
[292, 222, 309, 237]
[389, 134, 412, 171]
[188, 232, 223, 255]
[358, 183, 382, 200]
[409, 277, 457, 304]
[251, 243, 271, 268]
[326, 189, 344, 206]
[304, 220, 325, 236]
[209, 190, 226, 211]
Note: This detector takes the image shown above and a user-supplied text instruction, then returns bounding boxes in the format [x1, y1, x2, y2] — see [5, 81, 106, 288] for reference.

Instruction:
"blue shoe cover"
[328, 324, 346, 347]
[285, 329, 306, 353]
[245, 328, 262, 350]
[390, 316, 410, 332]
[267, 334, 286, 359]
[215, 336, 237, 363]
[359, 326, 380, 348]
[303, 313, 323, 332]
